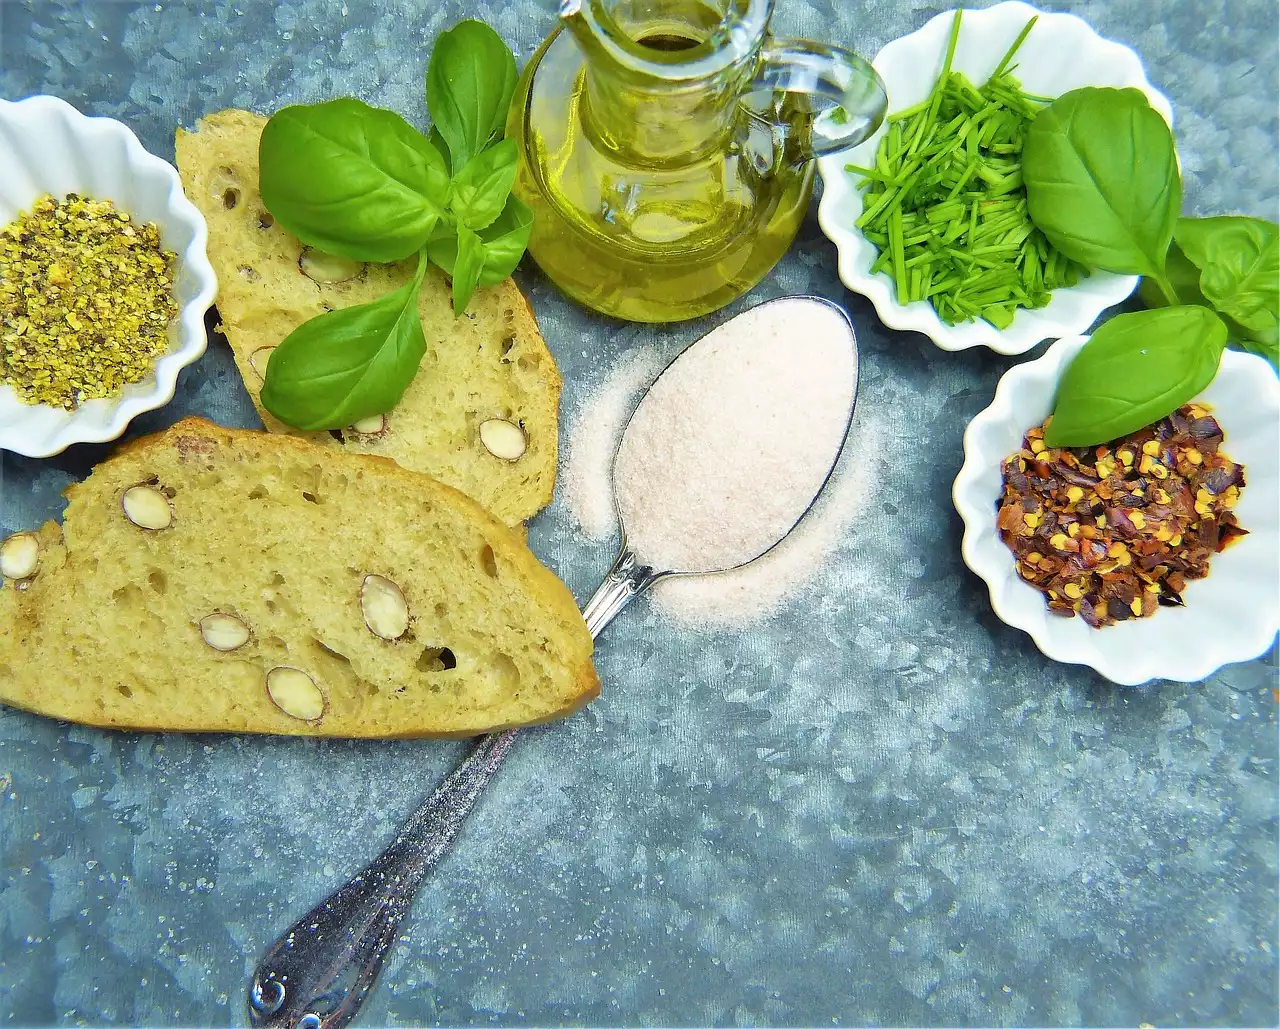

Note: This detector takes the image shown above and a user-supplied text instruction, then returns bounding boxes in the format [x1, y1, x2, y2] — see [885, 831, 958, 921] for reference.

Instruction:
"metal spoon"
[247, 295, 860, 1029]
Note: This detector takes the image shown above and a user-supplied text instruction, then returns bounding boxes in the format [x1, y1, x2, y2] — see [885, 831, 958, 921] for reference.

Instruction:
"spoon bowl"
[583, 294, 860, 632]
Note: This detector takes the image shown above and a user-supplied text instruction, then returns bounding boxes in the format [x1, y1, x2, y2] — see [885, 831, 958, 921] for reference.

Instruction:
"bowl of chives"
[816, 1, 1172, 355]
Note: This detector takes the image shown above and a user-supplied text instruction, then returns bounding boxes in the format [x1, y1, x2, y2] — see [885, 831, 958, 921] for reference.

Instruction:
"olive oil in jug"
[508, 0, 886, 323]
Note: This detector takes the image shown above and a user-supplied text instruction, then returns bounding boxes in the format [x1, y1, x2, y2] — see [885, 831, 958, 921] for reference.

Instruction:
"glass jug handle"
[752, 38, 888, 156]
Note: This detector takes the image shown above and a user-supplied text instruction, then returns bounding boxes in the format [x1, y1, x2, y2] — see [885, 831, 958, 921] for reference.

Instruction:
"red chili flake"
[996, 405, 1248, 628]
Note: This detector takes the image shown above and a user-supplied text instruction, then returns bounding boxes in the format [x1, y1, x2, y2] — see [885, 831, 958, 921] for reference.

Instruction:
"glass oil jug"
[508, 0, 887, 322]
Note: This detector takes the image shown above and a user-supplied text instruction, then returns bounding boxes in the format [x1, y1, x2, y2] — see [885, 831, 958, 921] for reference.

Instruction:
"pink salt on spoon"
[582, 293, 859, 628]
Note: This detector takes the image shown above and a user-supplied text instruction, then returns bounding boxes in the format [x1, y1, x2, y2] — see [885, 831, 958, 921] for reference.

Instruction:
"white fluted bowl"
[817, 1, 1173, 355]
[0, 95, 216, 457]
[954, 337, 1280, 685]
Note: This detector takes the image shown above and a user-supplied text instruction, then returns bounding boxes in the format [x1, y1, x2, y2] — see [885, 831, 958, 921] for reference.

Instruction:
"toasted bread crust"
[0, 419, 598, 737]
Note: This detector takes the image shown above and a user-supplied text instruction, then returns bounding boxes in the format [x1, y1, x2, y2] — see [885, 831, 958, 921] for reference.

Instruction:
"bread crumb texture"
[174, 109, 560, 526]
[0, 419, 598, 737]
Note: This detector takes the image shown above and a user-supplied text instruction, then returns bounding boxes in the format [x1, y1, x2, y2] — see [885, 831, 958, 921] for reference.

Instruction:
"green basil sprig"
[1166, 217, 1277, 366]
[1045, 307, 1228, 448]
[255, 18, 534, 431]
[1175, 217, 1278, 338]
[1023, 86, 1277, 447]
[1139, 220, 1280, 369]
[426, 193, 534, 295]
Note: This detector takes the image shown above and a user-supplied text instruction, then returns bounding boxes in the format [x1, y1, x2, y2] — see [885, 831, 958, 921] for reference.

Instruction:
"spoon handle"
[248, 548, 654, 1029]
[248, 728, 520, 1029]
[581, 546, 664, 635]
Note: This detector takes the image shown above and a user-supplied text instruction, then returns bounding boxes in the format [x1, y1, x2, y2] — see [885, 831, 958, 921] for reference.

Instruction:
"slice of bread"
[175, 109, 558, 527]
[0, 419, 597, 737]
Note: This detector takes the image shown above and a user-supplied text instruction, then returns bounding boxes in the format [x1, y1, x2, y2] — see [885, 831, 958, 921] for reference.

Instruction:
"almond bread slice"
[0, 419, 598, 737]
[175, 109, 558, 526]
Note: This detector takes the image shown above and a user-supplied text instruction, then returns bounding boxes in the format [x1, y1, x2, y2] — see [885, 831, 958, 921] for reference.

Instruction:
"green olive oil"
[509, 7, 815, 323]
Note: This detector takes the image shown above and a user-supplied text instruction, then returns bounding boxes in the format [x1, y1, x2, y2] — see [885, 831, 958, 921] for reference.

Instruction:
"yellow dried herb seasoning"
[0, 193, 178, 409]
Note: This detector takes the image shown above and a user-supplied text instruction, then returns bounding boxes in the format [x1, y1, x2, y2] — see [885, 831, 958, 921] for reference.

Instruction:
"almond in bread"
[0, 419, 598, 737]
[175, 109, 558, 527]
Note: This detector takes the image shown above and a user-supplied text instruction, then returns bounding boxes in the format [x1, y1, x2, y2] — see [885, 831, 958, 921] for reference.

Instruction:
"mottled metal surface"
[1, 0, 1277, 1025]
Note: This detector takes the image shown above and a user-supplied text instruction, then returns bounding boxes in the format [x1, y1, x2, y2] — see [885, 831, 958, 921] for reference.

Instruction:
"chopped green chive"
[846, 10, 1088, 324]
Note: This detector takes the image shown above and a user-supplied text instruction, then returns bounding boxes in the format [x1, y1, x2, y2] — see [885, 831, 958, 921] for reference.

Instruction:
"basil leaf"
[426, 194, 533, 288]
[1045, 307, 1228, 448]
[476, 194, 533, 286]
[427, 125, 452, 175]
[450, 227, 486, 315]
[1139, 243, 1279, 369]
[1175, 215, 1279, 352]
[450, 139, 519, 231]
[260, 100, 450, 263]
[426, 20, 518, 172]
[1024, 87, 1180, 278]
[261, 253, 429, 430]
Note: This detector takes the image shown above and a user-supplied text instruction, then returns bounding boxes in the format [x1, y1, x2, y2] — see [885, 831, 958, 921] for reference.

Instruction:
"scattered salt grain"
[561, 346, 668, 540]
[562, 298, 877, 629]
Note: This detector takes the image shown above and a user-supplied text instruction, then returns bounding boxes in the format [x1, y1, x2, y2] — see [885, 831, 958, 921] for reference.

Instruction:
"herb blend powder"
[0, 193, 178, 409]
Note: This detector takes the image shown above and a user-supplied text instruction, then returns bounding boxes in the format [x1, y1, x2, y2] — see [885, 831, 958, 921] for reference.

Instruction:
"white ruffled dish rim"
[0, 95, 217, 458]
[816, 1, 1174, 355]
[954, 337, 1280, 685]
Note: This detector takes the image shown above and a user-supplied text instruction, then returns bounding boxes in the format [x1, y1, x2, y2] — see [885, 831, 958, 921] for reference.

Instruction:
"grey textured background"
[1, 0, 1278, 1025]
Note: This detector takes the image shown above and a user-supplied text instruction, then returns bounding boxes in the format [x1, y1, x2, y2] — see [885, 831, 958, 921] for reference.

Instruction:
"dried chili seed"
[996, 405, 1249, 628]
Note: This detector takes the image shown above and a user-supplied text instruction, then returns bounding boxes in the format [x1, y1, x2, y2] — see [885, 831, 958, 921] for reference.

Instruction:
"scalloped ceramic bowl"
[954, 337, 1280, 685]
[817, 2, 1174, 355]
[0, 95, 216, 457]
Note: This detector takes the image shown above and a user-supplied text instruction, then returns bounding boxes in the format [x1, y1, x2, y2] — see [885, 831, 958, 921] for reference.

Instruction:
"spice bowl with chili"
[0, 95, 216, 457]
[954, 335, 1279, 685]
